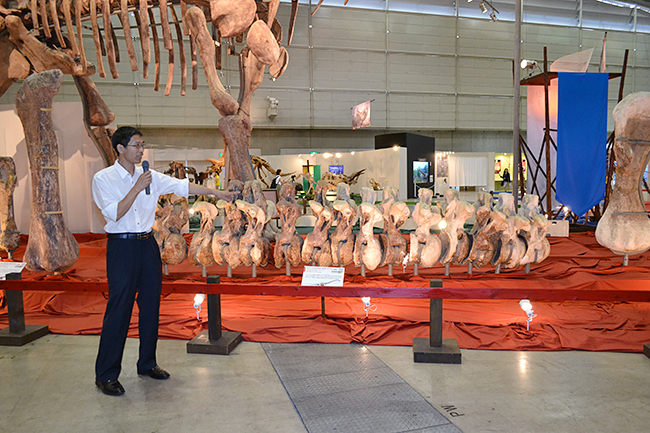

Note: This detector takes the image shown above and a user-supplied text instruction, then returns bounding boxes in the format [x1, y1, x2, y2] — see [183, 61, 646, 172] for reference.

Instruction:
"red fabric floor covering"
[1, 232, 650, 352]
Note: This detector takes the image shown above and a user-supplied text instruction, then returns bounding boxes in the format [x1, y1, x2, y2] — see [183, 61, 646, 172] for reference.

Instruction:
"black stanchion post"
[187, 275, 242, 355]
[412, 279, 461, 364]
[0, 272, 49, 346]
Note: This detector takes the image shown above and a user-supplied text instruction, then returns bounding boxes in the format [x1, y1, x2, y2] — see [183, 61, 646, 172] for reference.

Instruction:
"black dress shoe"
[138, 365, 170, 380]
[95, 379, 125, 396]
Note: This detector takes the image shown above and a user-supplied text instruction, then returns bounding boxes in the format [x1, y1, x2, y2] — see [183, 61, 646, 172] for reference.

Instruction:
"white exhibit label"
[0, 262, 26, 280]
[301, 266, 345, 287]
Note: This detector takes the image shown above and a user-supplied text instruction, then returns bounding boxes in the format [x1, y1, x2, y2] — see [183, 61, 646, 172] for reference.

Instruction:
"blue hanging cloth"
[556, 72, 608, 217]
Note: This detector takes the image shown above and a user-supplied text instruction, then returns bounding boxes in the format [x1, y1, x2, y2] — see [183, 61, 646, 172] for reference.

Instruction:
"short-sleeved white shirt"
[92, 160, 189, 234]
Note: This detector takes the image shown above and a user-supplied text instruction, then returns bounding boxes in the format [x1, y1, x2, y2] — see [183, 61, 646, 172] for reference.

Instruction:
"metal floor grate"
[262, 342, 462, 433]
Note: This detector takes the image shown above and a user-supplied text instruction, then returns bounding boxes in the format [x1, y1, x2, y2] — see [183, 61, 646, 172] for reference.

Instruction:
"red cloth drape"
[1, 232, 650, 352]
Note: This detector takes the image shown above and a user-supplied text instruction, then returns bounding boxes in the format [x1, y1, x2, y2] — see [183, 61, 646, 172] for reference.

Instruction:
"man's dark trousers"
[95, 235, 162, 382]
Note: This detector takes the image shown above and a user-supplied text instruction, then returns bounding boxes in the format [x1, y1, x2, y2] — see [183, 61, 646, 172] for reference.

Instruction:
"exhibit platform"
[1, 232, 649, 352]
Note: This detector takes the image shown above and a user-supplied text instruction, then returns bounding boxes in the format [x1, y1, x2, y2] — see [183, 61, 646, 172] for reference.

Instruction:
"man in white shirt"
[92, 126, 233, 396]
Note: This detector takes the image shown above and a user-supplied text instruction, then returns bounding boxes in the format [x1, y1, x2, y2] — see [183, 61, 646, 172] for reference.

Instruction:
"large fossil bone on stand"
[0, 157, 21, 259]
[596, 92, 650, 264]
[16, 70, 79, 272]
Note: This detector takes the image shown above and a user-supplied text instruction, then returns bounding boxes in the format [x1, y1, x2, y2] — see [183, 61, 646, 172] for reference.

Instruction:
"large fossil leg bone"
[0, 157, 21, 259]
[596, 92, 650, 255]
[16, 69, 79, 272]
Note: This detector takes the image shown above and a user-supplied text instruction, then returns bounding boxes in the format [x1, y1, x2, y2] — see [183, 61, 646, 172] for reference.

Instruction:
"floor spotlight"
[519, 299, 536, 331]
[193, 294, 206, 320]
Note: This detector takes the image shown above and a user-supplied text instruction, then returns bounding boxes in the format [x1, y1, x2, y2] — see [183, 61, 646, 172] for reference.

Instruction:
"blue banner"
[556, 72, 608, 217]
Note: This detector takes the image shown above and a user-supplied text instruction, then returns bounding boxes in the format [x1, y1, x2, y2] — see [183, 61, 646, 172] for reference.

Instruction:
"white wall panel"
[457, 57, 513, 96]
[311, 7, 386, 51]
[388, 93, 456, 129]
[387, 13, 456, 55]
[388, 53, 455, 93]
[313, 49, 386, 91]
[458, 18, 514, 58]
[457, 95, 513, 129]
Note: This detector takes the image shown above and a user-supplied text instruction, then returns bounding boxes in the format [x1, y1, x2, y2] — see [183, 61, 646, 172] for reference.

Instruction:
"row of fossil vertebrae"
[152, 179, 551, 274]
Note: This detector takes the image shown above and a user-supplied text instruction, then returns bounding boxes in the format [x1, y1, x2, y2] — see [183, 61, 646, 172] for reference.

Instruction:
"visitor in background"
[270, 169, 282, 189]
[501, 168, 511, 191]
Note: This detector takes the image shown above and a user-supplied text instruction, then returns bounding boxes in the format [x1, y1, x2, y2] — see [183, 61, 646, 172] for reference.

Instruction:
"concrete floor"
[1, 335, 650, 433]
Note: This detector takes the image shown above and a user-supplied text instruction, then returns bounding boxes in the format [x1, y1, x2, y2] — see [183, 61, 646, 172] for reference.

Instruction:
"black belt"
[107, 231, 152, 240]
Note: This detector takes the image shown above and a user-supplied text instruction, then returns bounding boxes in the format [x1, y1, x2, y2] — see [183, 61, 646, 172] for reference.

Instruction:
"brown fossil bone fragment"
[470, 209, 505, 269]
[353, 202, 384, 271]
[439, 197, 475, 266]
[5, 15, 88, 77]
[16, 70, 79, 272]
[596, 92, 650, 255]
[518, 195, 551, 267]
[212, 199, 244, 269]
[0, 37, 30, 97]
[302, 200, 334, 266]
[274, 183, 303, 268]
[156, 198, 190, 266]
[0, 157, 21, 259]
[236, 199, 271, 267]
[330, 183, 357, 266]
[189, 201, 218, 267]
[491, 213, 531, 269]
[378, 190, 410, 267]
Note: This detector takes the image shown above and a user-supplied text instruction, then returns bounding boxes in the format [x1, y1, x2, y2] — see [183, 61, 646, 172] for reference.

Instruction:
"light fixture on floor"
[519, 299, 536, 331]
[193, 294, 205, 320]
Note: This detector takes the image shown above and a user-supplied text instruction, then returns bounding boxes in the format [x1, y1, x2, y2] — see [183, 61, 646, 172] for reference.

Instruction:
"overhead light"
[467, 0, 474, 2]
[393, 145, 400, 151]
[490, 11, 497, 21]
[479, 2, 488, 13]
[519, 299, 536, 331]
[335, 152, 342, 158]
[351, 151, 355, 155]
[438, 219, 447, 229]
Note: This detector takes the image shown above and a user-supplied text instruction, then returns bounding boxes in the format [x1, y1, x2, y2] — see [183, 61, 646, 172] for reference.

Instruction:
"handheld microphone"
[142, 160, 150, 195]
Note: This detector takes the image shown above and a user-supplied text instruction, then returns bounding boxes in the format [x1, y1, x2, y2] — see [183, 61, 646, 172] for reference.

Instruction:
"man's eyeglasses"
[125, 143, 146, 150]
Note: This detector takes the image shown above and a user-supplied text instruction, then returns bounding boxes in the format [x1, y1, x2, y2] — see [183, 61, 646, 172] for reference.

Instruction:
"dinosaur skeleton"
[0, 0, 302, 178]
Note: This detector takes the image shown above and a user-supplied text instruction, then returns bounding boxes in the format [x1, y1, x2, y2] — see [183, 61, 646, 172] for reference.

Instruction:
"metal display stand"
[412, 279, 461, 364]
[0, 273, 49, 346]
[186, 275, 243, 355]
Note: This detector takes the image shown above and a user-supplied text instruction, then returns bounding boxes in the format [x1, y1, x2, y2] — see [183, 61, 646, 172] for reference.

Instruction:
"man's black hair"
[111, 126, 143, 154]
